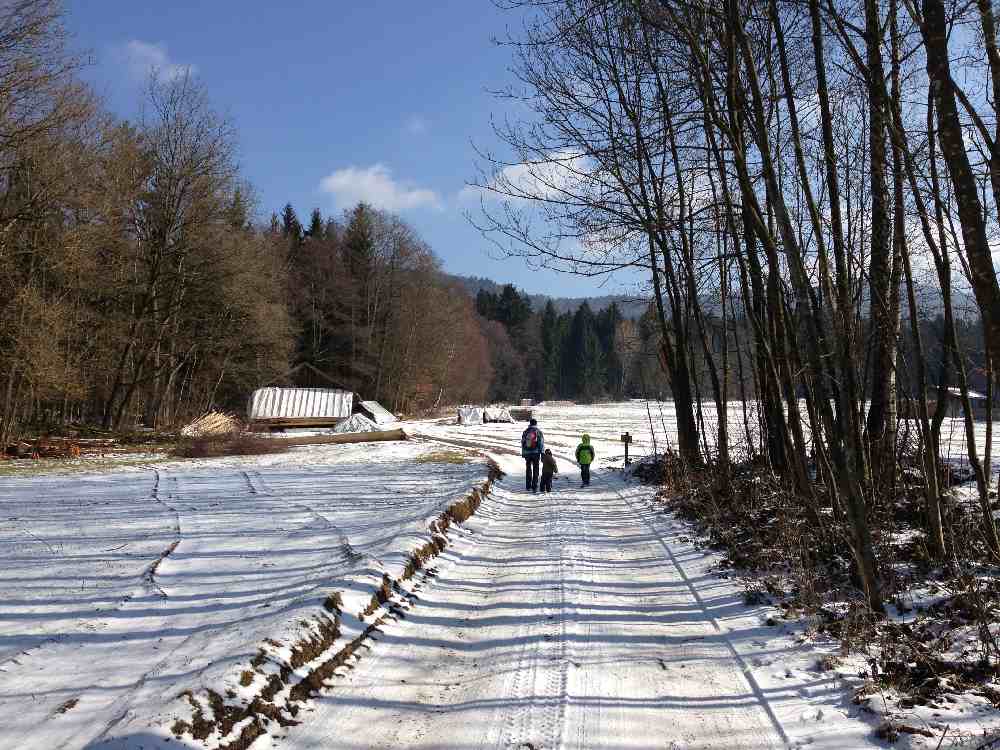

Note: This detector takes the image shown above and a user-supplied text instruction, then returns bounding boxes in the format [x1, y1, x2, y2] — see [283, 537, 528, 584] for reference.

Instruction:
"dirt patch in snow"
[171, 433, 288, 458]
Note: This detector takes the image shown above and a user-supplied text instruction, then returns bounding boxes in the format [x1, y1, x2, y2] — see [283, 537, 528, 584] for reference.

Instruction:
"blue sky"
[63, 1, 631, 298]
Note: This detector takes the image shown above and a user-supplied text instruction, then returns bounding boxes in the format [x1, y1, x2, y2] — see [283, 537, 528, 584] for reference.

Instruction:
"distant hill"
[446, 274, 650, 319]
[445, 273, 982, 324]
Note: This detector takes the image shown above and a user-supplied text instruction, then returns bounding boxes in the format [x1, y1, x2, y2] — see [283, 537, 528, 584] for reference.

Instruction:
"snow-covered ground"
[426, 399, 1000, 473]
[2, 401, 999, 749]
[0, 441, 488, 749]
[268, 452, 855, 749]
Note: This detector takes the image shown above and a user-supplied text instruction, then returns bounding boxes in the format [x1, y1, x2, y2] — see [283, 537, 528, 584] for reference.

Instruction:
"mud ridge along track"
[280, 433, 791, 750]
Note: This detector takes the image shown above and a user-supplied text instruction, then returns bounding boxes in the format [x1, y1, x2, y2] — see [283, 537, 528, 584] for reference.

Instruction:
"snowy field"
[1, 401, 999, 749]
[423, 399, 1000, 477]
[0, 441, 488, 749]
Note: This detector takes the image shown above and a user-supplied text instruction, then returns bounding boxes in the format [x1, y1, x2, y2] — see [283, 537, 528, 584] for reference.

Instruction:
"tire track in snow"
[616, 485, 791, 746]
[52, 466, 363, 749]
[242, 469, 363, 563]
[473, 487, 558, 750]
[142, 469, 181, 599]
[0, 468, 175, 671]
[500, 491, 570, 750]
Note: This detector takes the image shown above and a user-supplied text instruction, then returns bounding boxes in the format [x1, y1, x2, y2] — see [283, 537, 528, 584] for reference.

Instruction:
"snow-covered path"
[279, 454, 790, 750]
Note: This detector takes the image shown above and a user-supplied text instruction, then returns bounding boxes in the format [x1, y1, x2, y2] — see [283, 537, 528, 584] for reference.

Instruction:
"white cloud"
[460, 150, 591, 204]
[404, 115, 429, 136]
[319, 164, 442, 212]
[122, 40, 195, 82]
[457, 183, 485, 204]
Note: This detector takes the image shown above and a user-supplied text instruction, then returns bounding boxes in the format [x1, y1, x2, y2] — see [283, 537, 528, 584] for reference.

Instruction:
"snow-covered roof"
[457, 406, 484, 425]
[945, 387, 987, 401]
[248, 387, 353, 420]
[360, 400, 397, 425]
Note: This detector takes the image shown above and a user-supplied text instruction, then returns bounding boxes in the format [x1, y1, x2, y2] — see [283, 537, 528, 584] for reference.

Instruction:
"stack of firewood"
[3, 438, 82, 459]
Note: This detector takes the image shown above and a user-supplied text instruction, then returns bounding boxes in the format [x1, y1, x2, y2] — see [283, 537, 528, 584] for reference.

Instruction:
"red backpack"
[523, 428, 539, 451]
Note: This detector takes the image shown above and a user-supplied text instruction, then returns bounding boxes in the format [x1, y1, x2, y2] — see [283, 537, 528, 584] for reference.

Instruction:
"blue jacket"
[521, 425, 544, 457]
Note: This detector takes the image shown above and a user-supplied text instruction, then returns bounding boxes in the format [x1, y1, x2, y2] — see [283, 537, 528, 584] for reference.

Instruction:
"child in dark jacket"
[540, 449, 558, 493]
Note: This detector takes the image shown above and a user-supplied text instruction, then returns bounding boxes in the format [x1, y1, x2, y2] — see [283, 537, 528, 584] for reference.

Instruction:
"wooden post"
[621, 432, 632, 467]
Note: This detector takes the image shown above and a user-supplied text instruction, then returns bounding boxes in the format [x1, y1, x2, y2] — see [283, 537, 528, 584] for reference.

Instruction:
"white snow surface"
[458, 406, 485, 426]
[0, 441, 487, 750]
[333, 412, 379, 433]
[359, 400, 397, 425]
[3, 401, 999, 749]
[483, 405, 515, 423]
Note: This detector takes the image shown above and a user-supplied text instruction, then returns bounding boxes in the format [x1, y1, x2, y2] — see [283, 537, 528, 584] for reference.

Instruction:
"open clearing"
[1, 402, 998, 748]
[0, 441, 487, 749]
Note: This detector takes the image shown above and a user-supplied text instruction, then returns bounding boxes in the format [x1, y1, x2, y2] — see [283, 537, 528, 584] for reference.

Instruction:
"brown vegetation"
[644, 450, 1000, 713]
[0, 1, 497, 446]
[170, 434, 288, 459]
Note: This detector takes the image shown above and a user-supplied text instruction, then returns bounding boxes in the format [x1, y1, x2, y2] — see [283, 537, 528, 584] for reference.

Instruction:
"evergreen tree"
[540, 301, 562, 399]
[495, 284, 533, 335]
[476, 289, 497, 320]
[598, 303, 626, 398]
[280, 203, 303, 246]
[323, 217, 338, 241]
[343, 204, 375, 281]
[227, 187, 250, 230]
[306, 208, 324, 239]
[568, 302, 605, 402]
[342, 203, 376, 387]
[557, 310, 574, 396]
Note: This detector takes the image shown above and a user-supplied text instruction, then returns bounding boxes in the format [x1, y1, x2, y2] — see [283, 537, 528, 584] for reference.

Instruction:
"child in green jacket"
[575, 434, 595, 487]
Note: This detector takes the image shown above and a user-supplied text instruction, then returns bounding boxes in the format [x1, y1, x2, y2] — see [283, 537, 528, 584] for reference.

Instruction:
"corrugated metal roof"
[248, 387, 353, 420]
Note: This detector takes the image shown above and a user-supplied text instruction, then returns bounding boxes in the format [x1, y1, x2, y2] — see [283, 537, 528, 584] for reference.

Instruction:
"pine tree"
[227, 187, 250, 230]
[540, 301, 562, 399]
[306, 208, 324, 239]
[496, 284, 532, 335]
[568, 302, 604, 402]
[344, 204, 375, 281]
[476, 289, 497, 319]
[281, 203, 303, 246]
[323, 217, 338, 241]
[557, 310, 574, 396]
[598, 303, 625, 398]
[343, 203, 376, 387]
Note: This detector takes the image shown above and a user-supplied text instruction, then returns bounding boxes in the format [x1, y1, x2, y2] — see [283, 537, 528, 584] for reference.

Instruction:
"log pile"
[4, 438, 83, 459]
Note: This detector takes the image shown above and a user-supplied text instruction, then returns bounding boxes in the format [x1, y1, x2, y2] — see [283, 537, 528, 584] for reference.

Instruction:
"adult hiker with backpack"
[521, 418, 544, 492]
[575, 434, 595, 487]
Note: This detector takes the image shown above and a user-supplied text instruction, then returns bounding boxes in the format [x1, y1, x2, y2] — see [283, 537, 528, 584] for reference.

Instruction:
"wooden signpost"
[621, 432, 632, 466]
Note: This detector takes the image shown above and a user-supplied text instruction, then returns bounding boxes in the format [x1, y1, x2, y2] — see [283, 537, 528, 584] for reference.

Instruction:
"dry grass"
[415, 449, 470, 464]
